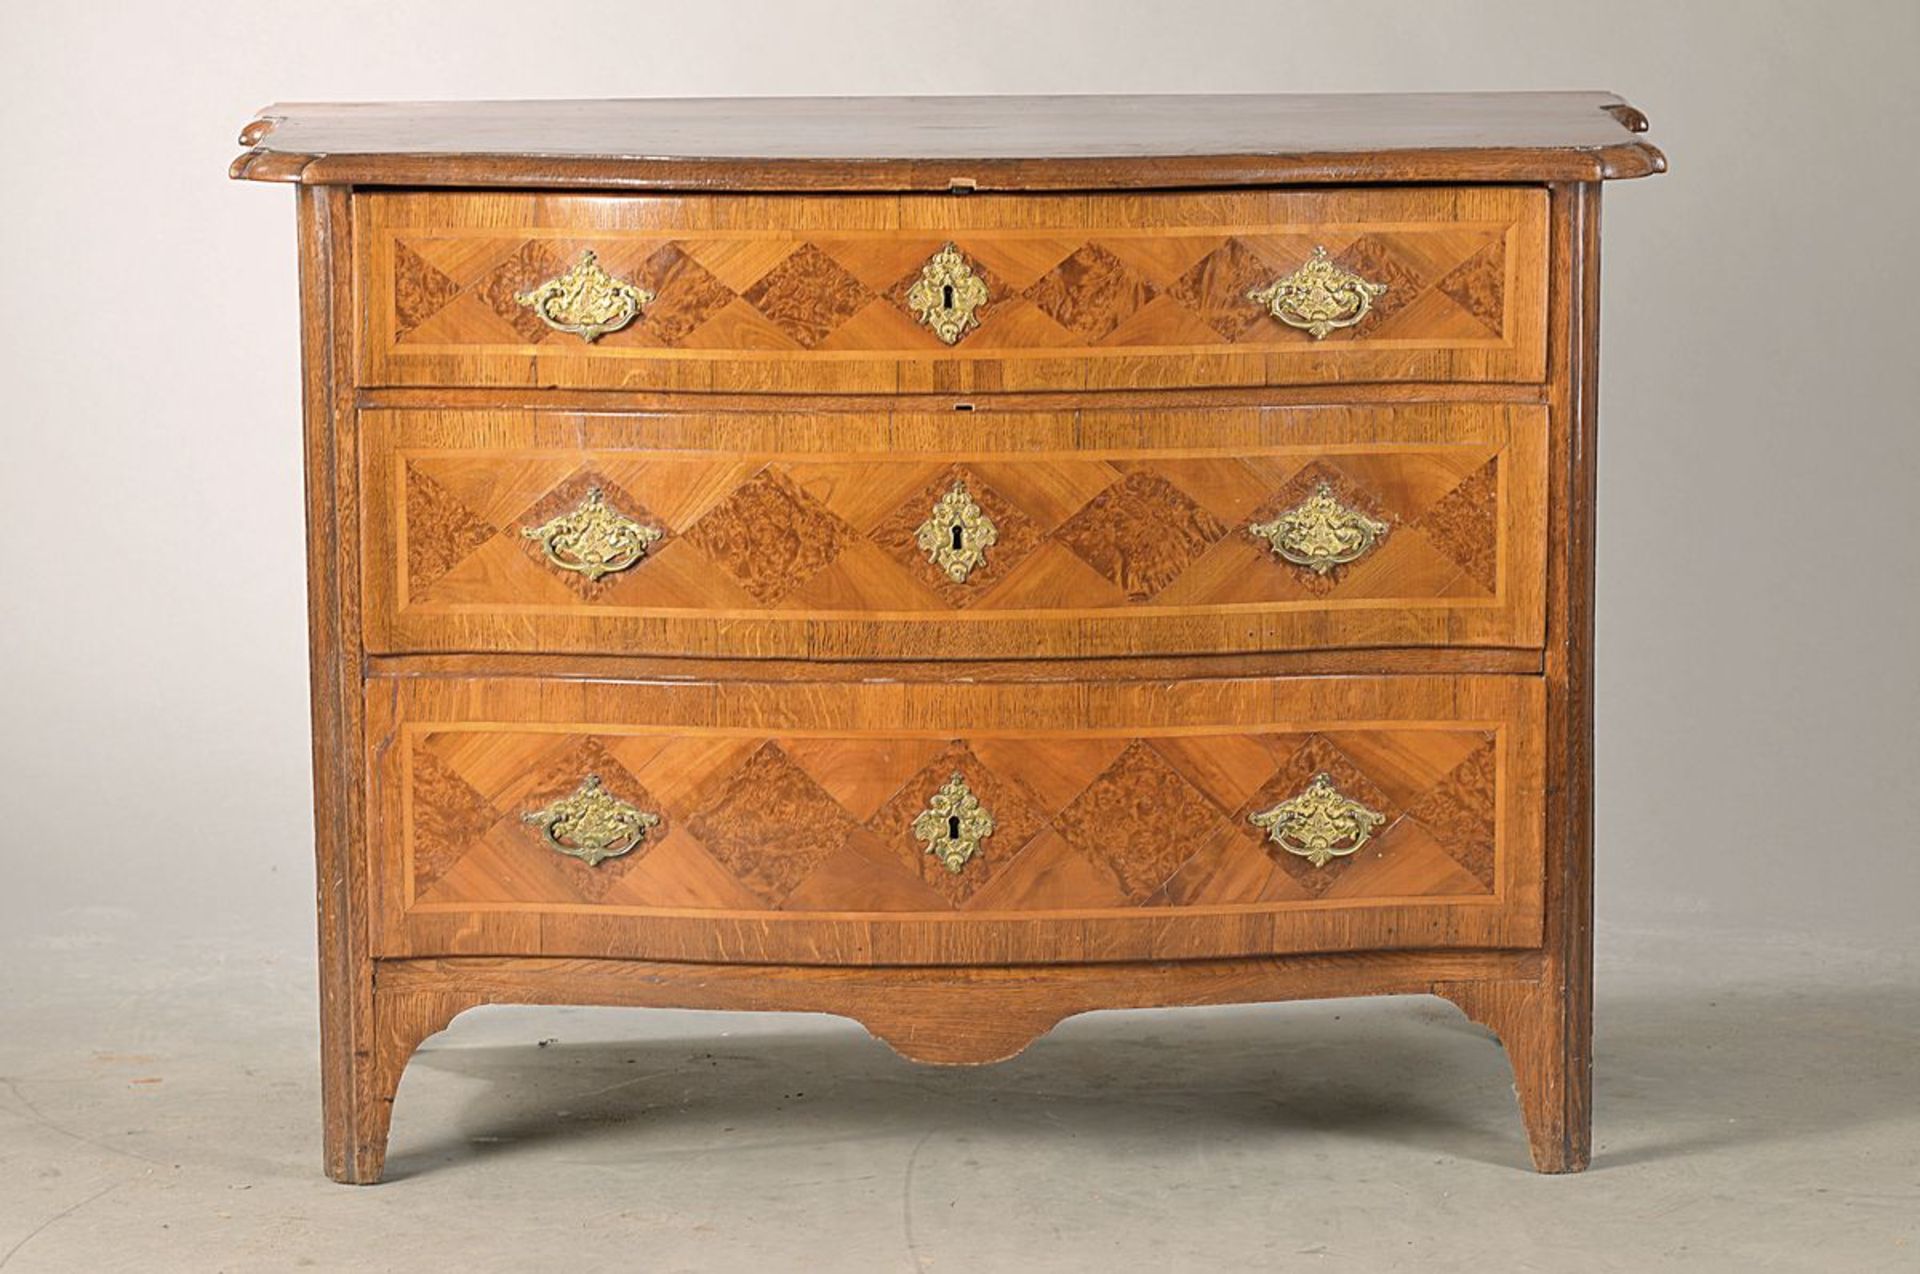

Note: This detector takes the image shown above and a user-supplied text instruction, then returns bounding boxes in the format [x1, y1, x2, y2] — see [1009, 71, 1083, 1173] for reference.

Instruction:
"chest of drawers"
[233, 92, 1663, 1181]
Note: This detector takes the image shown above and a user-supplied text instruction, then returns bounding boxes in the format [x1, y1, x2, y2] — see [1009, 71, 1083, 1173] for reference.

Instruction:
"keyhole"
[950, 524, 965, 552]
[942, 283, 955, 309]
[947, 815, 961, 841]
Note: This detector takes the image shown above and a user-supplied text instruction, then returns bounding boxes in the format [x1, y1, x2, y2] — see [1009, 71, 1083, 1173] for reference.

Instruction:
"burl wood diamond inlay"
[396, 446, 1505, 616]
[405, 724, 1502, 915]
[385, 217, 1516, 356]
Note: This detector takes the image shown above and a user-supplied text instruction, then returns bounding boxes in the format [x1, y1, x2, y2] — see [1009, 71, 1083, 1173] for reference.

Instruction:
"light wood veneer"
[363, 402, 1546, 658]
[234, 92, 1661, 1182]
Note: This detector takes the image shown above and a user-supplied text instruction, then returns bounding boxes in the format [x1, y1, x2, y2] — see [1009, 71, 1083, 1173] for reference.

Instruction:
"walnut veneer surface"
[233, 92, 1663, 1182]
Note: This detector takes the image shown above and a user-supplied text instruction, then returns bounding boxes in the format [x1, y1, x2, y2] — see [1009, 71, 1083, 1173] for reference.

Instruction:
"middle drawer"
[363, 402, 1545, 660]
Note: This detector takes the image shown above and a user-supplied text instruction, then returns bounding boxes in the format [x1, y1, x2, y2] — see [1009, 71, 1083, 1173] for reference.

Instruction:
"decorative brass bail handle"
[514, 249, 654, 342]
[1248, 482, 1389, 575]
[522, 774, 661, 867]
[1249, 773, 1386, 868]
[1247, 246, 1387, 339]
[911, 773, 995, 873]
[521, 487, 663, 580]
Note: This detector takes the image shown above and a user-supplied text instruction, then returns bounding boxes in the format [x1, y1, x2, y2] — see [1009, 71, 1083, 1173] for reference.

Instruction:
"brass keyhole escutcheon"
[906, 243, 989, 344]
[915, 480, 998, 583]
[913, 773, 995, 874]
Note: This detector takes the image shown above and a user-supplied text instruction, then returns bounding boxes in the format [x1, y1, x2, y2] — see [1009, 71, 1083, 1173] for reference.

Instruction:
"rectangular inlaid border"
[365, 673, 1545, 965]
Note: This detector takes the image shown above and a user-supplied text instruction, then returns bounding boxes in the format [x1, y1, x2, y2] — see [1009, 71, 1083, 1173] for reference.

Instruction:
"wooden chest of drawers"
[233, 92, 1663, 1181]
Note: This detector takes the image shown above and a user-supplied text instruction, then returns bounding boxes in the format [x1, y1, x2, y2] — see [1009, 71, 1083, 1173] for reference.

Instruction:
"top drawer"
[358, 188, 1548, 393]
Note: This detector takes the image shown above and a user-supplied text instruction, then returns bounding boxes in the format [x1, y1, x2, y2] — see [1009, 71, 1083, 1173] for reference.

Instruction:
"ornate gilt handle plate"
[522, 487, 663, 580]
[514, 250, 654, 342]
[912, 773, 995, 873]
[1248, 246, 1387, 339]
[1249, 483, 1389, 575]
[1249, 773, 1386, 868]
[522, 774, 661, 867]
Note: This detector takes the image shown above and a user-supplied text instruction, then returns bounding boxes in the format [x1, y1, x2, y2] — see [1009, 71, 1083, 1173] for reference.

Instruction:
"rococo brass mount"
[522, 487, 663, 580]
[514, 249, 654, 342]
[906, 243, 990, 345]
[1249, 773, 1387, 868]
[1249, 482, 1390, 575]
[915, 480, 999, 582]
[1248, 246, 1387, 339]
[522, 774, 662, 867]
[912, 773, 995, 873]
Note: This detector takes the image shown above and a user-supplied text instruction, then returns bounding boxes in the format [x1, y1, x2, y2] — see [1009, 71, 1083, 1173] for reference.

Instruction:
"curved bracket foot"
[1434, 979, 1590, 1173]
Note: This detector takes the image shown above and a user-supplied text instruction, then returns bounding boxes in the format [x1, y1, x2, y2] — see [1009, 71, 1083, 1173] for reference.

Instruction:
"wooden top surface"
[231, 92, 1663, 190]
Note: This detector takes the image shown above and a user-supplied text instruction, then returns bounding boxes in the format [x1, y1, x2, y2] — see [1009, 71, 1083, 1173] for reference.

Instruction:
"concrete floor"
[1, 921, 1913, 1273]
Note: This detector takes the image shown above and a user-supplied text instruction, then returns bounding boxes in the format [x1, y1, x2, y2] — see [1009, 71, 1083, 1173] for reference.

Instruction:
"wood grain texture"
[361, 402, 1547, 659]
[363, 673, 1547, 965]
[235, 90, 1657, 1179]
[229, 92, 1664, 188]
[338, 947, 1553, 1179]
[356, 187, 1549, 392]
[295, 185, 385, 1184]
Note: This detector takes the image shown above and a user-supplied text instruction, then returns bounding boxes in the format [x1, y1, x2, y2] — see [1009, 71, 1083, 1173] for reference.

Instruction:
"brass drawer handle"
[521, 487, 662, 580]
[906, 243, 989, 344]
[523, 774, 660, 867]
[1249, 482, 1389, 574]
[915, 480, 998, 582]
[514, 250, 654, 342]
[912, 773, 995, 873]
[1249, 773, 1386, 867]
[1248, 246, 1387, 339]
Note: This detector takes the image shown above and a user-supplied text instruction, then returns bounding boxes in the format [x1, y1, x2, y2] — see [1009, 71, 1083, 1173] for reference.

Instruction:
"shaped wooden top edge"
[229, 91, 1664, 188]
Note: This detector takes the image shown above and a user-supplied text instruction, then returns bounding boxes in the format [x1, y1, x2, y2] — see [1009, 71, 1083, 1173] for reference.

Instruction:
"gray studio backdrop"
[1, 0, 1915, 950]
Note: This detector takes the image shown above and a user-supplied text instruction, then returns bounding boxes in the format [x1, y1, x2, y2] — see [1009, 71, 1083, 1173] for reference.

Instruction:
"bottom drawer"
[367, 673, 1544, 964]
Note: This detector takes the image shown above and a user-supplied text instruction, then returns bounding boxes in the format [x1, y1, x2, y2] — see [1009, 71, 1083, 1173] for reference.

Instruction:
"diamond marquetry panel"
[738, 243, 876, 349]
[474, 240, 568, 344]
[865, 465, 1047, 607]
[371, 675, 1544, 963]
[1411, 458, 1501, 591]
[1021, 244, 1159, 340]
[509, 469, 669, 601]
[684, 743, 861, 905]
[1404, 741, 1500, 889]
[1237, 735, 1403, 899]
[391, 243, 461, 336]
[403, 465, 497, 594]
[400, 723, 1500, 916]
[678, 468, 858, 605]
[629, 243, 739, 344]
[1168, 238, 1280, 340]
[1051, 471, 1232, 601]
[1052, 742, 1238, 902]
[367, 403, 1542, 658]
[363, 187, 1548, 391]
[1435, 243, 1508, 334]
[865, 745, 1053, 906]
